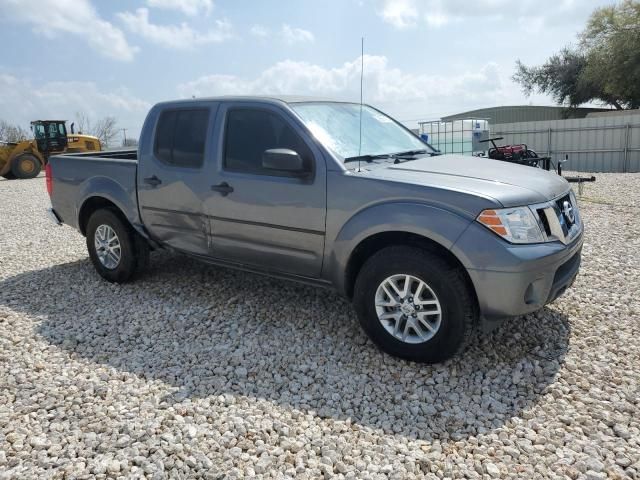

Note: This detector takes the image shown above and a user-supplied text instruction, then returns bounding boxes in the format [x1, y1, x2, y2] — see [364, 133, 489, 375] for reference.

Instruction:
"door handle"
[211, 182, 234, 196]
[144, 175, 162, 187]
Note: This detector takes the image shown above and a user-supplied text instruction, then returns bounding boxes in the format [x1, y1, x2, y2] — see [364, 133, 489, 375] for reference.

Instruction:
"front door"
[205, 102, 327, 278]
[137, 104, 216, 255]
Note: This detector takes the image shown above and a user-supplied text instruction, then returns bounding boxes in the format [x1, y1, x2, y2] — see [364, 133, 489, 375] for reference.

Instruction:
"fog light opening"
[524, 283, 536, 305]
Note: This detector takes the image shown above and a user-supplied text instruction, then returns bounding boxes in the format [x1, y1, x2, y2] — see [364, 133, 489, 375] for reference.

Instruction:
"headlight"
[569, 189, 580, 222]
[477, 207, 544, 244]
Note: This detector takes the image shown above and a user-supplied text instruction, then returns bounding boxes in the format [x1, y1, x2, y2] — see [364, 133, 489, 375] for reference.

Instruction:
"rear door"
[137, 103, 217, 255]
[205, 102, 327, 278]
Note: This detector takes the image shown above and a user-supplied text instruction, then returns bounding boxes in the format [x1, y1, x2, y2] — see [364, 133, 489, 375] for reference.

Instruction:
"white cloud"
[280, 24, 315, 45]
[178, 55, 498, 101]
[0, 0, 137, 61]
[424, 11, 449, 28]
[378, 0, 608, 30]
[379, 0, 419, 29]
[146, 0, 214, 16]
[176, 55, 548, 122]
[117, 8, 233, 49]
[250, 24, 314, 44]
[0, 73, 150, 138]
[250, 25, 269, 37]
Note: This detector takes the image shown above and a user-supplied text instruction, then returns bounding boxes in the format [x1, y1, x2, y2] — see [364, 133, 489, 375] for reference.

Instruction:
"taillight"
[45, 163, 53, 196]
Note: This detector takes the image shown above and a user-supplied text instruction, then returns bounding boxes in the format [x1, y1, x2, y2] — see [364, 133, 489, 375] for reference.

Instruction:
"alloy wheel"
[94, 224, 121, 269]
[374, 274, 442, 344]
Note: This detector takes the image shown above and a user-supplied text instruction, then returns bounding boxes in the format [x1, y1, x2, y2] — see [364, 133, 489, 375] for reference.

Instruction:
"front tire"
[11, 154, 42, 179]
[353, 246, 476, 363]
[86, 209, 149, 283]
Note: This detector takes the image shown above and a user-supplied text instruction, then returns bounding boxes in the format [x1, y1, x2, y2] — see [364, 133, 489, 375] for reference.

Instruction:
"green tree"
[514, 0, 640, 109]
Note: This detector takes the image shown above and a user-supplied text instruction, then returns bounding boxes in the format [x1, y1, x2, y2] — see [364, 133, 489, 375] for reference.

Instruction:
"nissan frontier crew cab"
[46, 96, 583, 363]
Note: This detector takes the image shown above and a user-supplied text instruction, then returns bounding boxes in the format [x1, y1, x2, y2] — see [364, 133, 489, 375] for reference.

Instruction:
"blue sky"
[0, 0, 614, 141]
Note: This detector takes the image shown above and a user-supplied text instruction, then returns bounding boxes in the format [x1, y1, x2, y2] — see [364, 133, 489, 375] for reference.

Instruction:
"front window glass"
[34, 124, 45, 139]
[224, 108, 312, 175]
[291, 102, 430, 160]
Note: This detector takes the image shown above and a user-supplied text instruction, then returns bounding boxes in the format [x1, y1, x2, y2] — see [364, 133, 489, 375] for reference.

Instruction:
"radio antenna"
[358, 37, 364, 172]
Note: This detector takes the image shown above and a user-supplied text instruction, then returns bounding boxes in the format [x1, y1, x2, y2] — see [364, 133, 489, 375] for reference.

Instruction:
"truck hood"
[364, 154, 569, 207]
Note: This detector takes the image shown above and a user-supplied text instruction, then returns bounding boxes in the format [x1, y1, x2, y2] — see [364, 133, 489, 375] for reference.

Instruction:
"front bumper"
[452, 221, 583, 326]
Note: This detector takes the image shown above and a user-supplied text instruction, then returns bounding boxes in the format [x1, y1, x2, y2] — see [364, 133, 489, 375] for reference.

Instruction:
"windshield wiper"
[393, 149, 429, 157]
[344, 149, 440, 165]
[392, 149, 443, 163]
[343, 153, 395, 164]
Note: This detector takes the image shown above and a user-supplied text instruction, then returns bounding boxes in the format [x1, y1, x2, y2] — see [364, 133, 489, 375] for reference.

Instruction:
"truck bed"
[48, 149, 141, 233]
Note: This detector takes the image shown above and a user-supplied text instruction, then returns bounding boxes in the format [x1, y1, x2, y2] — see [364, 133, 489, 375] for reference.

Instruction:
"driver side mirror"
[262, 148, 307, 176]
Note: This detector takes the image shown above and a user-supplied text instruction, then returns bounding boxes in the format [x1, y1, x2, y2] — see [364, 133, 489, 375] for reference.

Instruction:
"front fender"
[75, 176, 142, 234]
[326, 202, 473, 295]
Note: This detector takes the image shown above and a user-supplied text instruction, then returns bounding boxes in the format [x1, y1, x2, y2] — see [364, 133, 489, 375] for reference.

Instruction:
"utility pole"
[122, 128, 127, 145]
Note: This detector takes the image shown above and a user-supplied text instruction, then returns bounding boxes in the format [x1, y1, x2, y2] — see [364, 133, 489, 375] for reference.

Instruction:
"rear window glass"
[155, 109, 208, 168]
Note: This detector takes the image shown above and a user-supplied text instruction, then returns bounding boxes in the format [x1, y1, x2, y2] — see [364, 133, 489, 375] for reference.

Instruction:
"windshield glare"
[291, 102, 430, 161]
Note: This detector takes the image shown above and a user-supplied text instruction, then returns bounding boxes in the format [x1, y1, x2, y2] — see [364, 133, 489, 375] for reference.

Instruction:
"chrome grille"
[532, 191, 581, 245]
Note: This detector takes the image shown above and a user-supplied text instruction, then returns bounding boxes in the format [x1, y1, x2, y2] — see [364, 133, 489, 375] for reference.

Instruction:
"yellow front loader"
[0, 120, 101, 179]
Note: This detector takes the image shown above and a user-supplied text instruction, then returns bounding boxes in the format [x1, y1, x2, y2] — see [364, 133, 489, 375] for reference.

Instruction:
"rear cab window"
[154, 109, 209, 168]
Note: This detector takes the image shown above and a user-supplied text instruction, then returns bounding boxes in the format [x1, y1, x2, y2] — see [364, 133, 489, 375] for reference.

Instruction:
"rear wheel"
[353, 246, 476, 363]
[86, 209, 149, 283]
[11, 154, 42, 179]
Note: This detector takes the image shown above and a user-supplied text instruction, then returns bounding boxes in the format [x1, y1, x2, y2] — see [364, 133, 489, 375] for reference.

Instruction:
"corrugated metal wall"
[492, 112, 640, 173]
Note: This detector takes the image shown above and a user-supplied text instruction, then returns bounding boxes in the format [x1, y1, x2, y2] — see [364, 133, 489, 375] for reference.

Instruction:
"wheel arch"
[75, 175, 147, 240]
[343, 231, 478, 309]
[328, 202, 475, 294]
[78, 196, 129, 236]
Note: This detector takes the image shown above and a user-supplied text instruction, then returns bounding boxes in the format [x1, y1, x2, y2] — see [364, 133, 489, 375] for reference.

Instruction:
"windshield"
[291, 102, 432, 161]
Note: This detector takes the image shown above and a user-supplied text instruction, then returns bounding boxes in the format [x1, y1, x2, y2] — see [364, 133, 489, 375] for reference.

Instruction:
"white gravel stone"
[585, 471, 607, 480]
[1, 174, 639, 479]
[484, 462, 501, 477]
[585, 458, 605, 472]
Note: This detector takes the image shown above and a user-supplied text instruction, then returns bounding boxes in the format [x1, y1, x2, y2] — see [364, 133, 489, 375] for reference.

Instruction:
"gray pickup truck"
[47, 96, 583, 363]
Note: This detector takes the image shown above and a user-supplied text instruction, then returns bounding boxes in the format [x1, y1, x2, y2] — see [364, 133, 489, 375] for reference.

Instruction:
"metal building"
[491, 109, 640, 173]
[441, 105, 611, 125]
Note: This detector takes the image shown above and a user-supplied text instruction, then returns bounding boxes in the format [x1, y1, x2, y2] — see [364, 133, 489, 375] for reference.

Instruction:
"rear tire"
[11, 154, 42, 179]
[353, 246, 476, 363]
[86, 209, 149, 283]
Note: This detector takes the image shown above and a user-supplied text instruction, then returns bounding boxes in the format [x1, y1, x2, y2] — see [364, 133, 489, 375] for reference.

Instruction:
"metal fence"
[492, 113, 640, 173]
[418, 119, 489, 155]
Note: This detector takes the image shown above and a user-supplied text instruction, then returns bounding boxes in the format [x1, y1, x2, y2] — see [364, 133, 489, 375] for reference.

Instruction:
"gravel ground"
[0, 174, 638, 479]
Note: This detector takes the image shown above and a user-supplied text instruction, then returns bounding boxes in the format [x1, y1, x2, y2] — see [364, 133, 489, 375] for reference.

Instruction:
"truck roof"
[155, 95, 359, 107]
